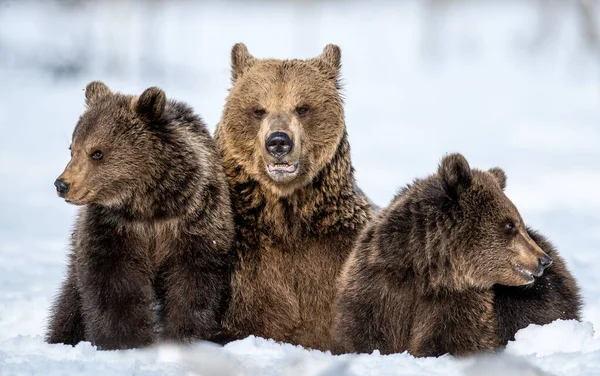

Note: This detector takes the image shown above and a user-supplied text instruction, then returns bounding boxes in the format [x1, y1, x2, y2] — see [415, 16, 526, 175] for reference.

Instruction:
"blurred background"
[0, 0, 599, 343]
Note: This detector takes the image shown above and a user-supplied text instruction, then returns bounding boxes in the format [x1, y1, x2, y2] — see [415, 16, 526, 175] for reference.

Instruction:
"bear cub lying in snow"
[331, 153, 581, 357]
[46, 82, 234, 350]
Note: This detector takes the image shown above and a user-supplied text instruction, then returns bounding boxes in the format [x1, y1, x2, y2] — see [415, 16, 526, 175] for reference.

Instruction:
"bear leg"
[159, 234, 227, 343]
[77, 225, 157, 350]
[46, 261, 86, 346]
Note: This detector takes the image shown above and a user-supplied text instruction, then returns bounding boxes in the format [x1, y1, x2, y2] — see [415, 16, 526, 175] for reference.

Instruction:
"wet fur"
[46, 83, 234, 350]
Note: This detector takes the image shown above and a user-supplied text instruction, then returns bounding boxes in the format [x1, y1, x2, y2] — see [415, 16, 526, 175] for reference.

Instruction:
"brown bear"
[331, 153, 581, 357]
[214, 43, 373, 350]
[46, 81, 234, 350]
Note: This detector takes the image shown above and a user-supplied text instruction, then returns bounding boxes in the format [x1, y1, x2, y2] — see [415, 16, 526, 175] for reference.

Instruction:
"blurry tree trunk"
[292, 0, 320, 57]
[421, 0, 450, 60]
[140, 0, 165, 79]
[578, 0, 600, 53]
[102, 0, 132, 76]
[529, 0, 561, 51]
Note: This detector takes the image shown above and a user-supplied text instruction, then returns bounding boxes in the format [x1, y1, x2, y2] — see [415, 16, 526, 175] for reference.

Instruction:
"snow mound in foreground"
[2, 321, 600, 376]
[506, 320, 600, 356]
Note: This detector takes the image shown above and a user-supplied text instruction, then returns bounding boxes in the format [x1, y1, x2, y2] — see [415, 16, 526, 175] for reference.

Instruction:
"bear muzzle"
[54, 178, 70, 196]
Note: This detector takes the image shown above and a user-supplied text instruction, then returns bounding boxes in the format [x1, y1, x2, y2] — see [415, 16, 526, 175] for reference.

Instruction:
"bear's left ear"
[310, 44, 342, 85]
[439, 153, 473, 199]
[134, 87, 166, 122]
[488, 167, 507, 190]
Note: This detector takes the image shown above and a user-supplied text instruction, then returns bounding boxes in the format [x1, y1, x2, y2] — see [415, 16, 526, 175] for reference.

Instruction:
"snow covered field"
[0, 1, 599, 375]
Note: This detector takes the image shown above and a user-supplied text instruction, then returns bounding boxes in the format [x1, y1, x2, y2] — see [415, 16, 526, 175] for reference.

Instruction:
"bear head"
[218, 43, 345, 197]
[438, 153, 552, 288]
[54, 81, 171, 209]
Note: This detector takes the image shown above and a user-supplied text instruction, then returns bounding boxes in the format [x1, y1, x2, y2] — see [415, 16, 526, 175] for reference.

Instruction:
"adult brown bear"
[215, 43, 373, 350]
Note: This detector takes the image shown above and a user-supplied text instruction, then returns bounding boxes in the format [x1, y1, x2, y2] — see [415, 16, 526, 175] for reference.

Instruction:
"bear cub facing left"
[46, 82, 234, 350]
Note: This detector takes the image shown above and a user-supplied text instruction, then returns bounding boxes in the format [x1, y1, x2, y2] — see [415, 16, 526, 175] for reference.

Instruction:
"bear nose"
[266, 132, 293, 158]
[538, 254, 553, 270]
[54, 178, 70, 195]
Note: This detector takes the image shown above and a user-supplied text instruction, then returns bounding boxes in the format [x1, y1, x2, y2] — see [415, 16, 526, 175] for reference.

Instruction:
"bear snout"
[537, 254, 553, 274]
[54, 178, 70, 196]
[266, 131, 293, 158]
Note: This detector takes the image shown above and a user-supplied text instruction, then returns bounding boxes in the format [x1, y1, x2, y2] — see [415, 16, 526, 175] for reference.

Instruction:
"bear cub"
[46, 82, 234, 350]
[331, 153, 572, 357]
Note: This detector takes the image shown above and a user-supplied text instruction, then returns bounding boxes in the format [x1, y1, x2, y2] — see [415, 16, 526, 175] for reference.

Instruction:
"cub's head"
[438, 153, 552, 288]
[218, 43, 345, 197]
[54, 81, 168, 207]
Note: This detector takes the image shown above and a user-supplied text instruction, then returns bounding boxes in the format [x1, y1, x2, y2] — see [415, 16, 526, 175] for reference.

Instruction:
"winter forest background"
[0, 0, 600, 375]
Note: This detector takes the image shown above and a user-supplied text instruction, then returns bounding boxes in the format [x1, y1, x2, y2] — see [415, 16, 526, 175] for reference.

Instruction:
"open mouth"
[267, 162, 298, 174]
[514, 264, 536, 284]
[65, 191, 91, 205]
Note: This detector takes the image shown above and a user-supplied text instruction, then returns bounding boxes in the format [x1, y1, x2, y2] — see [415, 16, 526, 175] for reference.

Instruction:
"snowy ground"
[1, 1, 599, 375]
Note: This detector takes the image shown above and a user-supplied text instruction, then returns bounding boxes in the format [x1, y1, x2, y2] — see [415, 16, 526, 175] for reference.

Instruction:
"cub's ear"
[439, 153, 473, 199]
[231, 43, 255, 83]
[135, 87, 166, 122]
[488, 167, 507, 190]
[310, 44, 342, 84]
[85, 81, 111, 106]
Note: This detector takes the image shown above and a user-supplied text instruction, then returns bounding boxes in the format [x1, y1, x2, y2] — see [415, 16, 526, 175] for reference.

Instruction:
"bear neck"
[98, 127, 214, 221]
[224, 130, 372, 243]
[379, 181, 485, 295]
[98, 172, 206, 222]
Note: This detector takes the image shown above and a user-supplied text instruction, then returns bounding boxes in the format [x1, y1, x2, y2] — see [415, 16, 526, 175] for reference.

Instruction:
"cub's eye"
[253, 108, 266, 118]
[504, 221, 516, 235]
[295, 106, 309, 117]
[91, 150, 103, 160]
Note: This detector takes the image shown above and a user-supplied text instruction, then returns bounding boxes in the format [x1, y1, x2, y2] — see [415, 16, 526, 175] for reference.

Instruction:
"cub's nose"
[54, 178, 70, 195]
[266, 131, 293, 158]
[538, 254, 553, 270]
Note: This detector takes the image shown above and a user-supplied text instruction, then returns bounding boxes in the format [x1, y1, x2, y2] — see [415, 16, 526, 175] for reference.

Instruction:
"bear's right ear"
[488, 167, 507, 190]
[439, 153, 473, 199]
[231, 43, 255, 83]
[135, 87, 166, 122]
[85, 81, 111, 106]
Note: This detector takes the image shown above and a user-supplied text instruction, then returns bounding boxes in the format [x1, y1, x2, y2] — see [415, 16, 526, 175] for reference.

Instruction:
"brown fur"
[46, 82, 234, 350]
[331, 153, 578, 357]
[214, 44, 373, 350]
[493, 230, 582, 345]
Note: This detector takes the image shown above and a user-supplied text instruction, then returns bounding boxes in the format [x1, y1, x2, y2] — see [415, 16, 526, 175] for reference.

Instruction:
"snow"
[1, 0, 600, 375]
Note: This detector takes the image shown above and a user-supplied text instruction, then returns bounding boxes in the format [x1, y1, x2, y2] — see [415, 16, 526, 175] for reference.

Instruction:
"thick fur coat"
[332, 153, 581, 357]
[214, 44, 373, 350]
[46, 82, 234, 350]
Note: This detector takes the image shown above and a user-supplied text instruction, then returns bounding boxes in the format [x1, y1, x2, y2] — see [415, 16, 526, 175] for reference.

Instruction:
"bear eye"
[295, 106, 309, 117]
[504, 221, 516, 235]
[253, 108, 266, 118]
[91, 150, 103, 160]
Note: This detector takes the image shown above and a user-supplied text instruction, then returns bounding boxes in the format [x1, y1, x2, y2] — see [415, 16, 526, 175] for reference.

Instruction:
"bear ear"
[135, 87, 166, 122]
[85, 81, 111, 106]
[231, 43, 255, 83]
[488, 167, 507, 190]
[311, 44, 342, 84]
[438, 153, 473, 199]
